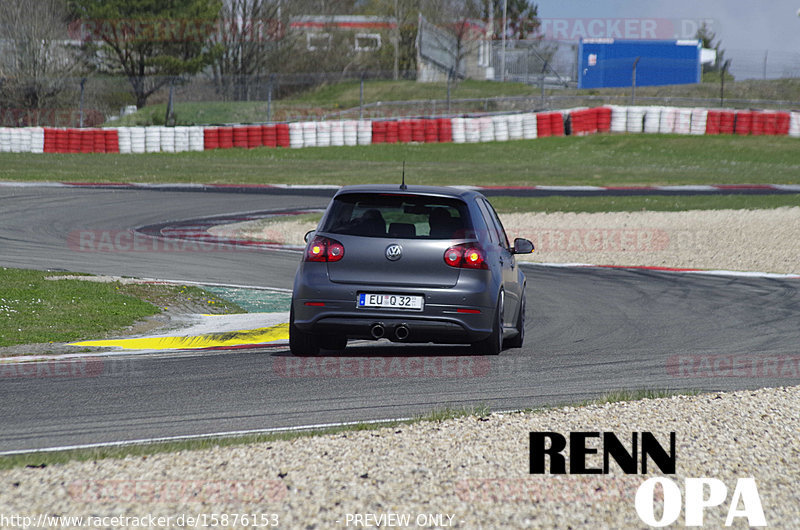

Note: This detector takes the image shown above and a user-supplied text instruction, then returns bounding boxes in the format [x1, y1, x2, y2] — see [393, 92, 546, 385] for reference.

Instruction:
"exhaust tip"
[395, 324, 410, 341]
[370, 323, 385, 339]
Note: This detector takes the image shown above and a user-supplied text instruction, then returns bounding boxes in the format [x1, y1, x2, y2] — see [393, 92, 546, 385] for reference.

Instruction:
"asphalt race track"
[1, 186, 798, 453]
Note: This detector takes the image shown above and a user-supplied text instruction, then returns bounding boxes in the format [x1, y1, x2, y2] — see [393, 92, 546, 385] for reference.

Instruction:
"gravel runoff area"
[210, 207, 800, 274]
[1, 386, 798, 527]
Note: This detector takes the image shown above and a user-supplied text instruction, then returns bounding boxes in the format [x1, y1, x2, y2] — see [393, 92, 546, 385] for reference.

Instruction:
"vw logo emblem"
[385, 244, 403, 261]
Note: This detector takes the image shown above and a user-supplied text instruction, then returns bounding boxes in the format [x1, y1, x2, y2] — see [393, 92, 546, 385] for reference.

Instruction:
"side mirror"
[512, 238, 534, 254]
[304, 230, 316, 243]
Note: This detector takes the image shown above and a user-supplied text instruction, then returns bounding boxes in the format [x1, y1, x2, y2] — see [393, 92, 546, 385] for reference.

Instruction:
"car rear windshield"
[320, 193, 474, 239]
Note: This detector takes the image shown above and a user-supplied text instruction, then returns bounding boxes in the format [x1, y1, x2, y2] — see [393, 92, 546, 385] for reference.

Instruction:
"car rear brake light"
[443, 244, 488, 269]
[457, 308, 481, 314]
[306, 236, 345, 262]
[304, 301, 326, 307]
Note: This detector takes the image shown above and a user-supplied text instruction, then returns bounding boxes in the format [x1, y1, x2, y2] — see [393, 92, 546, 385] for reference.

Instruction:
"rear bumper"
[295, 314, 490, 343]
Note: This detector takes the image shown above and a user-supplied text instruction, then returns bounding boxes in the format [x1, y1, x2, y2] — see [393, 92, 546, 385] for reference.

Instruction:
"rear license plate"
[358, 293, 424, 310]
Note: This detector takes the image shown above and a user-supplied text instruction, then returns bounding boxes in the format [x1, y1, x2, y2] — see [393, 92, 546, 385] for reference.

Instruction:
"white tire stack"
[145, 126, 161, 152]
[0, 128, 10, 152]
[690, 108, 708, 135]
[478, 116, 494, 142]
[316, 121, 331, 147]
[626, 107, 644, 133]
[117, 127, 132, 153]
[643, 107, 661, 133]
[288, 122, 304, 148]
[451, 118, 466, 143]
[492, 115, 509, 142]
[507, 114, 523, 140]
[610, 106, 628, 133]
[173, 126, 190, 152]
[356, 120, 372, 146]
[674, 108, 693, 135]
[160, 126, 175, 153]
[343, 120, 358, 146]
[521, 113, 538, 139]
[130, 127, 146, 153]
[188, 126, 204, 151]
[30, 127, 45, 154]
[330, 121, 345, 146]
[464, 118, 480, 143]
[302, 121, 317, 148]
[789, 112, 800, 138]
[659, 107, 678, 134]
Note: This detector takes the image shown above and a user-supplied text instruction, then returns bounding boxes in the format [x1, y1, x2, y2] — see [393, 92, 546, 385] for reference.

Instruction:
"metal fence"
[3, 65, 800, 127]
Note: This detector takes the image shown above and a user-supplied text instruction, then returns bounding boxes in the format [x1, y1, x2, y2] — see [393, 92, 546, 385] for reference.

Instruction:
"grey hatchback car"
[290, 185, 534, 356]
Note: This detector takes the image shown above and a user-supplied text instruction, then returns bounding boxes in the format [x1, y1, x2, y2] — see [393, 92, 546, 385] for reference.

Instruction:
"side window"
[475, 199, 499, 245]
[482, 199, 510, 250]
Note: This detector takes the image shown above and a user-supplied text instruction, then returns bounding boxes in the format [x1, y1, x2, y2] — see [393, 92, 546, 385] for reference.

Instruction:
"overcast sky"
[534, 1, 800, 78]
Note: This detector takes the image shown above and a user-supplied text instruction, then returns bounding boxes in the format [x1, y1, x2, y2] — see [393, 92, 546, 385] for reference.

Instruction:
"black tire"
[289, 306, 320, 356]
[505, 291, 525, 349]
[472, 292, 504, 356]
[320, 335, 347, 352]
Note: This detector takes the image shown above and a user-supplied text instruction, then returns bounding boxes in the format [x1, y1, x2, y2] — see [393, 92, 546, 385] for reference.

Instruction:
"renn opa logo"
[529, 431, 766, 527]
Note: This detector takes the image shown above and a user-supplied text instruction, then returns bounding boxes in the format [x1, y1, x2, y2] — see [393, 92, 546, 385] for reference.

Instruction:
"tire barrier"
[316, 121, 331, 147]
[521, 113, 538, 139]
[609, 105, 628, 133]
[288, 122, 304, 148]
[690, 109, 709, 135]
[302, 121, 317, 148]
[5, 107, 798, 156]
[643, 107, 661, 134]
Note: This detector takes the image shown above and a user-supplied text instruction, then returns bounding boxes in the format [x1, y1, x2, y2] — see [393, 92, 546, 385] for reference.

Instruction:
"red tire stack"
[385, 121, 399, 144]
[750, 112, 765, 136]
[246, 126, 262, 148]
[93, 129, 106, 153]
[218, 127, 235, 148]
[275, 124, 290, 147]
[550, 112, 565, 136]
[204, 128, 220, 149]
[262, 125, 277, 148]
[54, 129, 69, 153]
[397, 120, 413, 143]
[43, 128, 58, 153]
[776, 112, 790, 135]
[105, 129, 119, 153]
[232, 126, 248, 148]
[372, 121, 387, 144]
[719, 111, 735, 135]
[437, 118, 452, 142]
[411, 120, 426, 142]
[537, 113, 552, 138]
[79, 130, 94, 153]
[423, 119, 438, 143]
[597, 107, 612, 133]
[705, 111, 721, 135]
[762, 113, 777, 136]
[569, 110, 584, 135]
[734, 112, 752, 135]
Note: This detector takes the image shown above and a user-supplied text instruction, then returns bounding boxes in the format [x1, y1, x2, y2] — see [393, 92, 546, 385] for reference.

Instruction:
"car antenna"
[400, 161, 407, 190]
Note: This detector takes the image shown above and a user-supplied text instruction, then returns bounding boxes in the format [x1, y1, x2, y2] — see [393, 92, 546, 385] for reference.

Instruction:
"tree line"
[0, 0, 544, 116]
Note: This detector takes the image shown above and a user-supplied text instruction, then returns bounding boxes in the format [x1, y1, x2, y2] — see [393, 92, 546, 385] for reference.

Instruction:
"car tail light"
[306, 236, 345, 262]
[443, 244, 488, 269]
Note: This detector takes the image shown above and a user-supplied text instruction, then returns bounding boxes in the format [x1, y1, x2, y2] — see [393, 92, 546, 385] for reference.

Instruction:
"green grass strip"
[1, 135, 799, 186]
